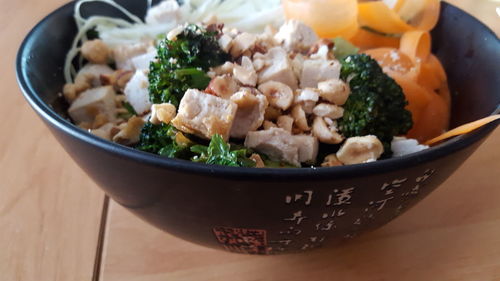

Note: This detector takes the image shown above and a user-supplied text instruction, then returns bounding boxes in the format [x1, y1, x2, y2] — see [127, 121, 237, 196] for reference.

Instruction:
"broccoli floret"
[190, 135, 256, 167]
[338, 54, 413, 154]
[148, 24, 230, 106]
[136, 123, 255, 167]
[135, 122, 194, 159]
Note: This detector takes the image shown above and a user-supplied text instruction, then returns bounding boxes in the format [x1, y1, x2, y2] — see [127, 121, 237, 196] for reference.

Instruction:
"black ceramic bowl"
[17, 1, 499, 254]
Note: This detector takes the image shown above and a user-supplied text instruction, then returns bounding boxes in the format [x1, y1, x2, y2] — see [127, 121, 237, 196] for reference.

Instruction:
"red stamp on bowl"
[213, 226, 268, 255]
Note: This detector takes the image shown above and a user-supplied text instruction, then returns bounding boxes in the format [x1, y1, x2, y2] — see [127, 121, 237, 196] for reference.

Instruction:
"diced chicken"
[300, 59, 341, 88]
[312, 116, 343, 144]
[244, 128, 300, 166]
[321, 154, 343, 167]
[309, 45, 330, 60]
[255, 32, 277, 53]
[229, 88, 268, 138]
[336, 135, 384, 165]
[391, 137, 429, 157]
[253, 58, 267, 72]
[258, 81, 294, 111]
[294, 88, 320, 114]
[81, 39, 110, 64]
[293, 135, 319, 164]
[317, 79, 350, 105]
[233, 56, 258, 86]
[313, 103, 344, 119]
[205, 75, 239, 99]
[274, 20, 319, 52]
[145, 0, 181, 25]
[255, 47, 298, 89]
[113, 41, 151, 70]
[124, 70, 152, 115]
[230, 32, 258, 57]
[212, 62, 235, 76]
[130, 49, 157, 71]
[68, 86, 117, 124]
[291, 104, 310, 131]
[291, 53, 305, 79]
[308, 39, 334, 58]
[277, 115, 294, 132]
[218, 34, 233, 53]
[150, 103, 177, 125]
[171, 89, 238, 140]
[112, 116, 145, 146]
[77, 64, 114, 87]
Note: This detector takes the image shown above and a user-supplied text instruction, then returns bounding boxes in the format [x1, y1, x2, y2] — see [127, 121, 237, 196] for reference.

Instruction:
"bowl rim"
[15, 1, 500, 180]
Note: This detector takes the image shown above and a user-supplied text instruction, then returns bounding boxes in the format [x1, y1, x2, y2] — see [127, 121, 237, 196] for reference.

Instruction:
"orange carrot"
[425, 115, 500, 145]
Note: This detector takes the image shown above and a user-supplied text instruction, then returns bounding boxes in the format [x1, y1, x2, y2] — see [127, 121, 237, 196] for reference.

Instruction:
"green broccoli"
[135, 122, 194, 159]
[148, 24, 231, 106]
[338, 54, 413, 154]
[190, 135, 256, 167]
[136, 123, 255, 167]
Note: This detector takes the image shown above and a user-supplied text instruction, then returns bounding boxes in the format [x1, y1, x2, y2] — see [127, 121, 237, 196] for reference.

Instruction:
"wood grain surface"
[1, 0, 499, 281]
[0, 1, 106, 280]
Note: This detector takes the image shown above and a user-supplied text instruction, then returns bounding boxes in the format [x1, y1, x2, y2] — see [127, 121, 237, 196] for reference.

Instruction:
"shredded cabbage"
[64, 0, 285, 83]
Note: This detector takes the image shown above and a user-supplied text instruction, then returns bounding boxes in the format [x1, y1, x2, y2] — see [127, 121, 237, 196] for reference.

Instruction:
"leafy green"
[332, 37, 359, 60]
[191, 134, 256, 167]
[137, 124, 255, 167]
[148, 24, 230, 106]
[135, 123, 193, 159]
[338, 54, 413, 154]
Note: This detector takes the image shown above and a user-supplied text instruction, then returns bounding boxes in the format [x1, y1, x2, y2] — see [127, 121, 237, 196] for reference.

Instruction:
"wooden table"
[1, 1, 499, 280]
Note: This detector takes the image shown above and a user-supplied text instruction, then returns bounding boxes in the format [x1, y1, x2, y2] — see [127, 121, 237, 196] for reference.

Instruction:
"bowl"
[16, 1, 499, 254]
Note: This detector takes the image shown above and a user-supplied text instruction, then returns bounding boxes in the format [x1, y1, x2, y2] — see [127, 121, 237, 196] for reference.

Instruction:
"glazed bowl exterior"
[17, 1, 499, 254]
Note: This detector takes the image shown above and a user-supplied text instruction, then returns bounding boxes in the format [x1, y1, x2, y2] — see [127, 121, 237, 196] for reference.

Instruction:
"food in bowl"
[17, 0, 500, 255]
[61, 0, 492, 168]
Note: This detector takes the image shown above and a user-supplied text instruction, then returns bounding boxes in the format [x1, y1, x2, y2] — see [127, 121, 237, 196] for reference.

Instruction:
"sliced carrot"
[400, 30, 431, 62]
[358, 2, 414, 34]
[407, 93, 450, 143]
[358, 0, 440, 35]
[350, 28, 400, 49]
[392, 73, 434, 125]
[425, 115, 500, 145]
[406, 0, 441, 31]
[364, 48, 418, 79]
[282, 0, 359, 39]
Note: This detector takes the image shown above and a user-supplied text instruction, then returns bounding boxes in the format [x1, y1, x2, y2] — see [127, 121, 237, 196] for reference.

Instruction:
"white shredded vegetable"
[181, 0, 284, 33]
[64, 0, 285, 83]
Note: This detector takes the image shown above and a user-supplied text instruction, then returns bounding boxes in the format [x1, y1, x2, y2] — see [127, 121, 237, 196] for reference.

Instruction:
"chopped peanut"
[313, 103, 344, 119]
[92, 113, 108, 129]
[336, 135, 384, 165]
[321, 154, 343, 167]
[291, 104, 310, 131]
[263, 120, 278, 130]
[150, 103, 177, 125]
[81, 39, 110, 64]
[250, 153, 265, 168]
[112, 116, 145, 145]
[258, 81, 294, 111]
[277, 115, 294, 132]
[318, 79, 350, 105]
[312, 116, 343, 144]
